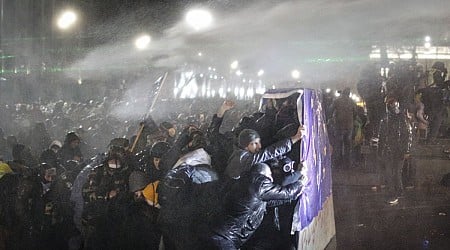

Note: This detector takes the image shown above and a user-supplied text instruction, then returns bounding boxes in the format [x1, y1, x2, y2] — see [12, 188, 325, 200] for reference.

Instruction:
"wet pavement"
[332, 170, 450, 250]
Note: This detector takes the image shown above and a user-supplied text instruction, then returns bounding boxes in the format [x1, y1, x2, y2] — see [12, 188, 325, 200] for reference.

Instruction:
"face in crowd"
[245, 138, 262, 154]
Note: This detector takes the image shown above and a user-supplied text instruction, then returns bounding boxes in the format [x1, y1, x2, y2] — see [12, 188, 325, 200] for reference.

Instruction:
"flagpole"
[130, 71, 169, 153]
[146, 71, 168, 119]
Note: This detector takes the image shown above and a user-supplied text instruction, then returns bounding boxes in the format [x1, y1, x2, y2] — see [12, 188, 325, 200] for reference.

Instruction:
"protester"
[204, 162, 304, 250]
[329, 87, 357, 168]
[377, 97, 413, 204]
[225, 124, 305, 179]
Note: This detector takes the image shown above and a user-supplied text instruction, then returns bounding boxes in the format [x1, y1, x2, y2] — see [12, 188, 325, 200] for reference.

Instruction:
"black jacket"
[211, 171, 303, 248]
[225, 138, 293, 179]
[378, 112, 413, 158]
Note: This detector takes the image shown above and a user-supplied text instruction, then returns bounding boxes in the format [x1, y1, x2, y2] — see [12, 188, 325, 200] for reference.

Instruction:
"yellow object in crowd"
[143, 180, 159, 207]
[0, 163, 13, 179]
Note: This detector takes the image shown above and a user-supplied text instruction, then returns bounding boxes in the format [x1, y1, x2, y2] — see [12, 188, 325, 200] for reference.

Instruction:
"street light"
[291, 69, 300, 79]
[230, 60, 239, 69]
[424, 36, 431, 49]
[257, 69, 264, 77]
[57, 10, 77, 30]
[185, 9, 213, 31]
[135, 34, 151, 50]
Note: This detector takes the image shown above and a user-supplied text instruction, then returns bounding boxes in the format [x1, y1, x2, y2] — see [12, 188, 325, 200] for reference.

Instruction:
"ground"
[331, 141, 450, 250]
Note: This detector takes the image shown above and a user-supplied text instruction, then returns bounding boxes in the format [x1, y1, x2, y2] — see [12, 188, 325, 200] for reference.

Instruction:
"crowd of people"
[327, 60, 450, 204]
[1, 60, 449, 249]
[0, 92, 308, 250]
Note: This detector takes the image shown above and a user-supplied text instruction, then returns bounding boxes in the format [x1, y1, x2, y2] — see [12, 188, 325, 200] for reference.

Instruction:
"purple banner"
[262, 88, 333, 232]
[293, 88, 332, 231]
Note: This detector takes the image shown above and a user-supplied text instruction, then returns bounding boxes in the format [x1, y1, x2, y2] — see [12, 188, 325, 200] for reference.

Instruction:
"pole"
[130, 72, 169, 153]
[147, 71, 169, 118]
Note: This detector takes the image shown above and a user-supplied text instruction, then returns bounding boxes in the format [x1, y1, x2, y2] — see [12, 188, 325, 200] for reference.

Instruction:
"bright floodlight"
[57, 10, 77, 30]
[424, 42, 431, 49]
[230, 60, 239, 69]
[236, 70, 243, 76]
[186, 9, 213, 31]
[257, 69, 264, 77]
[291, 69, 300, 79]
[425, 36, 431, 42]
[135, 35, 151, 50]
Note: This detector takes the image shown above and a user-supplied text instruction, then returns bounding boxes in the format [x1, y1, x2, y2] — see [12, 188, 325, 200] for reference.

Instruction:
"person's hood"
[173, 148, 211, 168]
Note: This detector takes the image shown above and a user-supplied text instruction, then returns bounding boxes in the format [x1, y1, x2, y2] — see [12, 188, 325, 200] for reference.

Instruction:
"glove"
[300, 174, 309, 187]
[299, 165, 309, 187]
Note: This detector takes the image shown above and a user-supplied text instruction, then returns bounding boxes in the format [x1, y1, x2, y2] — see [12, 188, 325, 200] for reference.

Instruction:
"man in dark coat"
[378, 97, 413, 204]
[116, 170, 161, 250]
[225, 125, 304, 180]
[205, 162, 304, 249]
[157, 126, 217, 250]
[329, 87, 357, 168]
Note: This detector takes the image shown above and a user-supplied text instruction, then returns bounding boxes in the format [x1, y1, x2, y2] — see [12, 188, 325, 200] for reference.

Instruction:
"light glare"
[230, 60, 239, 69]
[186, 9, 213, 31]
[291, 70, 301, 79]
[135, 35, 151, 50]
[57, 10, 77, 30]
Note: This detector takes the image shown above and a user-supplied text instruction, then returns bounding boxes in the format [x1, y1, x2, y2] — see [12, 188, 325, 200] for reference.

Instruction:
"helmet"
[150, 141, 170, 158]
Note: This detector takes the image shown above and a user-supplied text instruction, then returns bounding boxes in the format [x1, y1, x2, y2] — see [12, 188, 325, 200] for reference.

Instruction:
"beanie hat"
[129, 171, 151, 193]
[238, 129, 260, 148]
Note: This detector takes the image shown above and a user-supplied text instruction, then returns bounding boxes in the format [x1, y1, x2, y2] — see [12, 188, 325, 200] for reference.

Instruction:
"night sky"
[1, 0, 450, 84]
